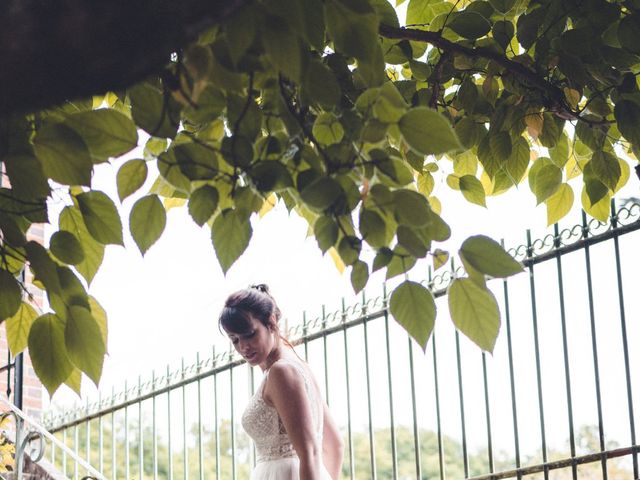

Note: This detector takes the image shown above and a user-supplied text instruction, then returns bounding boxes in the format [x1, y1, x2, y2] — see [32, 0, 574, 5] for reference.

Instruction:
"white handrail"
[0, 397, 106, 480]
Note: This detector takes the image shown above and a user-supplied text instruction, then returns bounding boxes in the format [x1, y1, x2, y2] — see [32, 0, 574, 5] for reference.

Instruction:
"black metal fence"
[44, 200, 640, 480]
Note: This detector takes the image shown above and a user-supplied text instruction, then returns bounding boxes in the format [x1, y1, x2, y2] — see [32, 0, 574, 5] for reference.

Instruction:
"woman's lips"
[245, 352, 257, 362]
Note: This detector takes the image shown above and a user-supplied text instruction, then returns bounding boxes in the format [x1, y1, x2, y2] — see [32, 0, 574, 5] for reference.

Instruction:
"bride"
[219, 284, 344, 480]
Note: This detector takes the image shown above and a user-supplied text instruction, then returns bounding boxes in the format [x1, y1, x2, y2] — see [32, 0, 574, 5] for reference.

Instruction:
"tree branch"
[0, 0, 250, 116]
[379, 24, 575, 118]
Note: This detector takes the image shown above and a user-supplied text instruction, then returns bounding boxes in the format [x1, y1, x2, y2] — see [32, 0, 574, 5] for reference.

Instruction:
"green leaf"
[386, 247, 417, 279]
[549, 133, 570, 168]
[130, 194, 167, 255]
[250, 161, 293, 192]
[448, 11, 491, 40]
[459, 175, 486, 207]
[337, 236, 361, 265]
[460, 253, 487, 288]
[376, 155, 415, 186]
[614, 100, 640, 146]
[50, 230, 84, 265]
[539, 112, 563, 148]
[448, 278, 500, 352]
[211, 209, 253, 274]
[312, 113, 344, 145]
[359, 209, 388, 248]
[584, 178, 609, 207]
[117, 159, 148, 202]
[34, 123, 93, 186]
[77, 191, 124, 245]
[0, 270, 22, 321]
[489, 131, 512, 162]
[263, 16, 303, 81]
[581, 184, 610, 222]
[399, 107, 462, 156]
[28, 313, 74, 396]
[393, 189, 432, 227]
[65, 305, 105, 386]
[325, 0, 379, 61]
[3, 154, 50, 199]
[460, 235, 523, 278]
[350, 260, 369, 294]
[300, 0, 326, 50]
[407, 0, 446, 26]
[545, 183, 574, 226]
[457, 78, 478, 113]
[88, 296, 109, 350]
[300, 177, 344, 211]
[373, 248, 393, 272]
[589, 150, 621, 191]
[64, 109, 138, 162]
[397, 225, 430, 257]
[24, 241, 61, 294]
[492, 20, 515, 50]
[184, 43, 213, 80]
[59, 206, 104, 285]
[172, 142, 219, 181]
[432, 248, 449, 271]
[389, 280, 436, 350]
[129, 82, 179, 139]
[423, 209, 451, 242]
[373, 82, 408, 123]
[618, 13, 640, 54]
[220, 135, 255, 169]
[453, 150, 479, 176]
[183, 85, 226, 125]
[0, 187, 47, 223]
[417, 171, 435, 196]
[224, 8, 258, 64]
[5, 302, 38, 355]
[534, 164, 562, 205]
[0, 215, 27, 248]
[188, 185, 219, 226]
[55, 266, 90, 313]
[227, 94, 262, 141]
[303, 59, 341, 107]
[64, 368, 82, 397]
[504, 136, 529, 185]
[488, 0, 516, 14]
[314, 216, 339, 253]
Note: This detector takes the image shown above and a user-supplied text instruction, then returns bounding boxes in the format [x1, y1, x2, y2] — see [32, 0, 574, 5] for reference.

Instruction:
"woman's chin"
[245, 354, 259, 364]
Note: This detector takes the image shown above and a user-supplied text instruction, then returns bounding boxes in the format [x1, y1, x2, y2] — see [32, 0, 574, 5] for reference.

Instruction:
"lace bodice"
[242, 358, 324, 463]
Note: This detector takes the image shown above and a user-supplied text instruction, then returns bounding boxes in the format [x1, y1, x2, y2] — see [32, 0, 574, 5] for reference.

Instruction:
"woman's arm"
[264, 363, 323, 480]
[321, 402, 344, 480]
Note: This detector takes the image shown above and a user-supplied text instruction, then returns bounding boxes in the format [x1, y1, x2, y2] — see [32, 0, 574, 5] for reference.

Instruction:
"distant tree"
[1, 0, 638, 393]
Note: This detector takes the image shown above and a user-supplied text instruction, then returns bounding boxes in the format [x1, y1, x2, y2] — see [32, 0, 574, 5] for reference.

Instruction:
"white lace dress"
[241, 358, 332, 480]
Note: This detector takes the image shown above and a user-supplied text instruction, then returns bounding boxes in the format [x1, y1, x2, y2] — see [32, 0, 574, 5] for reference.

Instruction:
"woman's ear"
[268, 314, 278, 331]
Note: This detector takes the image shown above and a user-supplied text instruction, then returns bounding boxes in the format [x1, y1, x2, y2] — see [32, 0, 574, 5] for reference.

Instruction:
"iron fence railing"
[44, 200, 640, 480]
[0, 396, 105, 479]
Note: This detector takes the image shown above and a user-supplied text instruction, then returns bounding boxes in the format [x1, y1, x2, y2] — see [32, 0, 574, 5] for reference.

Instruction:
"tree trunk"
[0, 0, 247, 116]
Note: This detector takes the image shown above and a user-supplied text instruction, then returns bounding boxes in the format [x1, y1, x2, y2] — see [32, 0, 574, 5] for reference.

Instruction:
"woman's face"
[225, 314, 276, 369]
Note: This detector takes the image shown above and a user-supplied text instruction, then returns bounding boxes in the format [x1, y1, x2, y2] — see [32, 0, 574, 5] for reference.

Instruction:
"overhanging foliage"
[1, 0, 638, 395]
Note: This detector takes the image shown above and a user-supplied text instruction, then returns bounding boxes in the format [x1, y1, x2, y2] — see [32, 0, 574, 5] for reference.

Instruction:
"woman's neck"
[261, 345, 286, 371]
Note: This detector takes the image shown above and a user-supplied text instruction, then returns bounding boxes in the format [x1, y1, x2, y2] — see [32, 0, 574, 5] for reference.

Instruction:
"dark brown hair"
[219, 284, 282, 335]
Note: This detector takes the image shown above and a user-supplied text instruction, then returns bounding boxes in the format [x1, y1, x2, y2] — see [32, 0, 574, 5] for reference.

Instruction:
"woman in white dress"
[219, 284, 344, 480]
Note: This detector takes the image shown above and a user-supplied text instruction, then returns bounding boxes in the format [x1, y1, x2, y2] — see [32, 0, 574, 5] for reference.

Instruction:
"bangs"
[219, 307, 253, 335]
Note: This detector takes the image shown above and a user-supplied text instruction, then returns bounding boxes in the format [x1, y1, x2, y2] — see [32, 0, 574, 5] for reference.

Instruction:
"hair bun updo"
[219, 283, 282, 335]
[250, 284, 270, 294]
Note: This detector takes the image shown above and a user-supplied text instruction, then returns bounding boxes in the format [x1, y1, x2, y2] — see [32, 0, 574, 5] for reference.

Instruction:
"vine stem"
[378, 24, 575, 119]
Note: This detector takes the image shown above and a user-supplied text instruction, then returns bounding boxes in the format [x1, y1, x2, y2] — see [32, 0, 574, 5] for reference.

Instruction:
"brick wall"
[0, 168, 44, 420]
